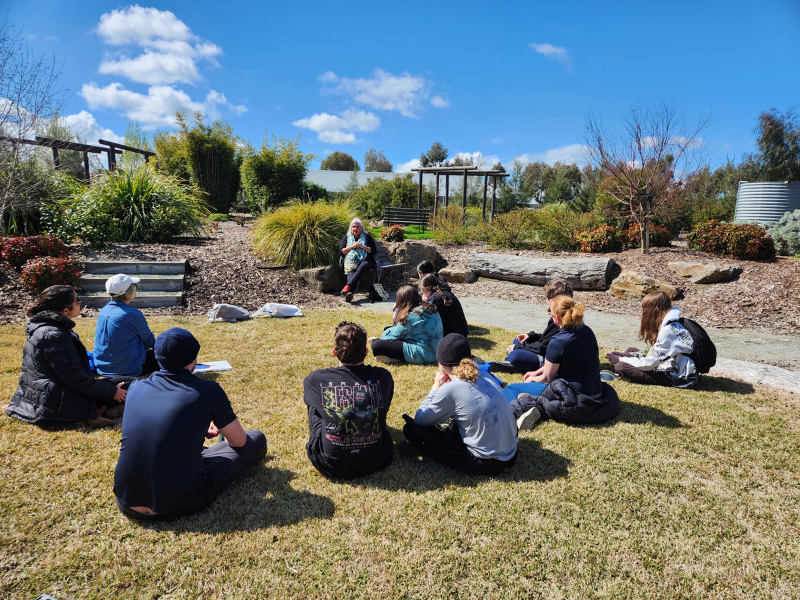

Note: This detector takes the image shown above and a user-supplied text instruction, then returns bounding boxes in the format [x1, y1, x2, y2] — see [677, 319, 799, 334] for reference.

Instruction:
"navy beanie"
[436, 333, 471, 367]
[154, 327, 201, 370]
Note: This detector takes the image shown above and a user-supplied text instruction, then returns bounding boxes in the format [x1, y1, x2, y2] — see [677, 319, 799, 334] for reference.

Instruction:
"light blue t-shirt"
[414, 372, 518, 460]
[93, 302, 155, 376]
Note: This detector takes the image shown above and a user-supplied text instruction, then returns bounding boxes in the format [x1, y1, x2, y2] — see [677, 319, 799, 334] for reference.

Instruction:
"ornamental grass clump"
[21, 256, 81, 293]
[533, 202, 598, 251]
[251, 200, 355, 269]
[487, 209, 538, 249]
[1, 234, 69, 269]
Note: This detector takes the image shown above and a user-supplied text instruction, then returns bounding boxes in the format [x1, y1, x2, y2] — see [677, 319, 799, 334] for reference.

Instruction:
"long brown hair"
[551, 295, 585, 329]
[639, 291, 672, 345]
[26, 285, 77, 317]
[395, 285, 436, 325]
[419, 274, 452, 306]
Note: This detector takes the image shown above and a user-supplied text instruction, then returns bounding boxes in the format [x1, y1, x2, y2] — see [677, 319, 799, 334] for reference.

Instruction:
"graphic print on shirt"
[321, 380, 386, 450]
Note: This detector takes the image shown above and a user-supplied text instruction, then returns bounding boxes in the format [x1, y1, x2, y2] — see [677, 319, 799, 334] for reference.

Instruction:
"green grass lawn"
[367, 224, 434, 241]
[1, 311, 798, 599]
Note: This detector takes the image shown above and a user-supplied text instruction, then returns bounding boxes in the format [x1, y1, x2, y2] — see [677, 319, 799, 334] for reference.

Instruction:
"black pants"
[402, 416, 517, 476]
[116, 430, 268, 522]
[615, 361, 672, 387]
[371, 339, 405, 361]
[345, 259, 376, 289]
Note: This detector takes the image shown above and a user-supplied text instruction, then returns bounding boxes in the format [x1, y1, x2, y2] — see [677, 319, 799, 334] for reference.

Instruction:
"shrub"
[766, 209, 800, 256]
[300, 180, 328, 202]
[533, 202, 598, 251]
[1, 234, 69, 268]
[431, 207, 485, 245]
[487, 209, 538, 249]
[43, 166, 210, 245]
[209, 213, 230, 222]
[251, 200, 355, 269]
[241, 135, 312, 213]
[380, 224, 405, 242]
[689, 220, 776, 260]
[21, 256, 81, 293]
[624, 223, 672, 249]
[350, 175, 433, 220]
[576, 225, 624, 253]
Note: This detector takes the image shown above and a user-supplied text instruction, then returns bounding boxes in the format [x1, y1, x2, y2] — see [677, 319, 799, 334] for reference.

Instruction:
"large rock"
[667, 262, 743, 284]
[383, 241, 438, 276]
[438, 267, 477, 284]
[299, 265, 344, 292]
[466, 252, 616, 290]
[608, 271, 681, 301]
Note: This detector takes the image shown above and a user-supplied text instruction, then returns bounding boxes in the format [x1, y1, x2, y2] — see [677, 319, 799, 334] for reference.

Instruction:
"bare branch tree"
[583, 103, 713, 252]
[0, 17, 65, 234]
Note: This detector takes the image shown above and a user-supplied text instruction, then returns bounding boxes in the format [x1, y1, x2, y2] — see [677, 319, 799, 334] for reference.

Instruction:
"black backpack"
[676, 318, 716, 374]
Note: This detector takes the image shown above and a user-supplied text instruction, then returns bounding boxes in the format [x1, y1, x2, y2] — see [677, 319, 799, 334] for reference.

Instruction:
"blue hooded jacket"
[380, 307, 443, 364]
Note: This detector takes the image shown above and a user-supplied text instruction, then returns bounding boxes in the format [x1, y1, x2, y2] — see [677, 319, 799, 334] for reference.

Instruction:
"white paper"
[194, 361, 232, 373]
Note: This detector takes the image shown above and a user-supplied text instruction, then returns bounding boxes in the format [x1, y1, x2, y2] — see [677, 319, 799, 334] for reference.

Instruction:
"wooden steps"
[78, 260, 186, 308]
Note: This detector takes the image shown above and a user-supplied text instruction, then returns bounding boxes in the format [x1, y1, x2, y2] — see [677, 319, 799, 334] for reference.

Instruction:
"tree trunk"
[467, 252, 617, 290]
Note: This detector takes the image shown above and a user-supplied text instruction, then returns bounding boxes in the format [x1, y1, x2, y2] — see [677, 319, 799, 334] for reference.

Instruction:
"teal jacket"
[380, 308, 443, 364]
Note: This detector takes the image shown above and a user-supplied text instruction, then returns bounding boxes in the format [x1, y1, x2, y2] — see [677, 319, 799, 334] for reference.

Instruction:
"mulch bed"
[2, 224, 798, 336]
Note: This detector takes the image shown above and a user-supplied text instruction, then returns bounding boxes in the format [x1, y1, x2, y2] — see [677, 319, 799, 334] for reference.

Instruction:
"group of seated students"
[5, 266, 701, 522]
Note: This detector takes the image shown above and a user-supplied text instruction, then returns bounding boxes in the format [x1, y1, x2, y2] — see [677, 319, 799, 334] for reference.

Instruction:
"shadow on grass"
[695, 375, 755, 395]
[468, 337, 496, 352]
[468, 325, 491, 336]
[346, 429, 570, 492]
[613, 401, 685, 428]
[145, 464, 335, 533]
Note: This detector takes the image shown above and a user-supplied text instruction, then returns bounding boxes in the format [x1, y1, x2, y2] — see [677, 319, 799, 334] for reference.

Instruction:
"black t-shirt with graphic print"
[303, 364, 394, 479]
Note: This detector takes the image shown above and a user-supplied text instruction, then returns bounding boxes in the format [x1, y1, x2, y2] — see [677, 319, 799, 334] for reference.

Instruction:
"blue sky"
[6, 0, 800, 171]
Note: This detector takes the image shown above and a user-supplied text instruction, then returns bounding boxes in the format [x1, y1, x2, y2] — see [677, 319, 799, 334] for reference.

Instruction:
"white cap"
[106, 273, 141, 295]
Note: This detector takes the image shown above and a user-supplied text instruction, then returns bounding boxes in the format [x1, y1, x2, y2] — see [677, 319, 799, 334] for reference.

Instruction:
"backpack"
[676, 318, 716, 374]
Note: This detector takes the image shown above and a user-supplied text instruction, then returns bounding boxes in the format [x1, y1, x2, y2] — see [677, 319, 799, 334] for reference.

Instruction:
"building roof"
[306, 169, 444, 193]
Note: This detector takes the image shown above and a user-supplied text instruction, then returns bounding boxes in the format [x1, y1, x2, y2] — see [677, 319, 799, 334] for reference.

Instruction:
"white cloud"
[451, 151, 501, 169]
[321, 69, 429, 118]
[522, 143, 588, 166]
[642, 135, 705, 149]
[230, 104, 248, 116]
[62, 110, 124, 145]
[80, 82, 227, 129]
[395, 158, 421, 173]
[94, 5, 222, 85]
[431, 95, 449, 108]
[529, 42, 571, 67]
[293, 108, 380, 144]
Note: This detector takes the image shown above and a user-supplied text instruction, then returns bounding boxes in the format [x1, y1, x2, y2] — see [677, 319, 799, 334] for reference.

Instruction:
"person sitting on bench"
[339, 218, 377, 303]
[113, 327, 267, 521]
[304, 321, 394, 479]
[402, 334, 518, 475]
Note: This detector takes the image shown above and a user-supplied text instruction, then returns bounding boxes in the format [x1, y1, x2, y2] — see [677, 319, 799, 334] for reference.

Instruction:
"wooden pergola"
[411, 165, 510, 221]
[0, 136, 155, 180]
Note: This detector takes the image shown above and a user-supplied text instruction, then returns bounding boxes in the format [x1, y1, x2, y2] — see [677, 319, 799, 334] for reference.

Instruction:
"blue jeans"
[505, 338, 544, 372]
[502, 382, 548, 403]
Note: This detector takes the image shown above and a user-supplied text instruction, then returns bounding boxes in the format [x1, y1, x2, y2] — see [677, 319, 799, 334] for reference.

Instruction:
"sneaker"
[599, 369, 621, 381]
[516, 406, 541, 431]
[374, 354, 405, 365]
[472, 356, 485, 365]
[345, 291, 354, 303]
[488, 360, 518, 374]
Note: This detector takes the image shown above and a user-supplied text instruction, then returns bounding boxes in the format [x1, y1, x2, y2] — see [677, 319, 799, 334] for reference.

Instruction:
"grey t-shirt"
[414, 372, 518, 460]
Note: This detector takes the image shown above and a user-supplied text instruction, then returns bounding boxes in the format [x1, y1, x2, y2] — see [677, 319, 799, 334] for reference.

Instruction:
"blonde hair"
[551, 295, 585, 329]
[111, 283, 137, 303]
[450, 358, 478, 382]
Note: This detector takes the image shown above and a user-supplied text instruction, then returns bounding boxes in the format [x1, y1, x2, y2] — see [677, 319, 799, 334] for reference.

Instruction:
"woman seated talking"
[339, 218, 377, 303]
[371, 285, 442, 365]
[402, 334, 518, 476]
[6, 285, 126, 427]
[509, 295, 619, 430]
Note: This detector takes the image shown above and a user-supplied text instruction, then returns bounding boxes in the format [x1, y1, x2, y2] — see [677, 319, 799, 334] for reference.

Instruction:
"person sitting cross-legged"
[402, 334, 518, 476]
[113, 328, 267, 522]
[304, 321, 395, 479]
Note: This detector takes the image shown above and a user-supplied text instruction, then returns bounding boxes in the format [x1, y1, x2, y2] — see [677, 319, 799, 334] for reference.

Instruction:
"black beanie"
[436, 333, 471, 367]
[154, 327, 201, 370]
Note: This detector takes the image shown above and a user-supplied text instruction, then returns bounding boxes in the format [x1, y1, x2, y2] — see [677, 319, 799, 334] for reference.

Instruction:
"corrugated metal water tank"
[735, 181, 800, 223]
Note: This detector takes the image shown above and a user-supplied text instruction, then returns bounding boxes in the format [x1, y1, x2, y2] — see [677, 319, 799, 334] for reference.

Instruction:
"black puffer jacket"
[512, 379, 620, 425]
[6, 311, 118, 424]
